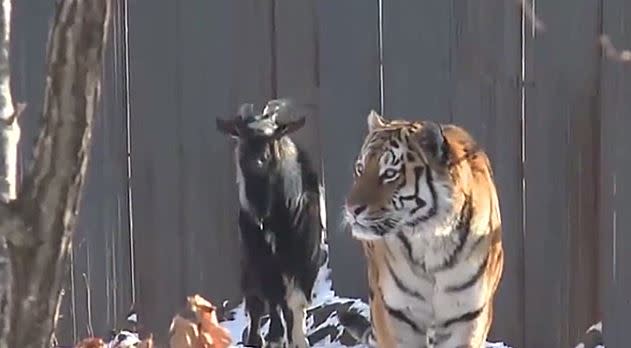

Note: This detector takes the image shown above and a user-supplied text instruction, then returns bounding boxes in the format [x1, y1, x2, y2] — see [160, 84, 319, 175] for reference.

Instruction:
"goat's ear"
[273, 116, 306, 139]
[367, 110, 386, 132]
[413, 121, 448, 161]
[216, 118, 240, 138]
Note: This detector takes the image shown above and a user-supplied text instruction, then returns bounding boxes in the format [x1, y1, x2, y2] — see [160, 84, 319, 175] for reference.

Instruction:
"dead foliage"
[169, 294, 232, 348]
[74, 337, 106, 348]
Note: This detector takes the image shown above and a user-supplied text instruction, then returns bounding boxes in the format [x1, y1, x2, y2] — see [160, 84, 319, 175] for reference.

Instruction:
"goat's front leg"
[283, 290, 309, 348]
[245, 296, 265, 347]
[265, 304, 287, 348]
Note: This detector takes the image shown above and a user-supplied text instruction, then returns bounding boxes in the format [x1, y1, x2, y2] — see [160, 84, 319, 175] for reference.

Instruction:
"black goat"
[216, 100, 324, 348]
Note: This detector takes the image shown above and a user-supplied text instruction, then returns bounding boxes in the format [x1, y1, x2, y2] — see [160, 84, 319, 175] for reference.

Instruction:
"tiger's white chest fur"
[379, 221, 490, 347]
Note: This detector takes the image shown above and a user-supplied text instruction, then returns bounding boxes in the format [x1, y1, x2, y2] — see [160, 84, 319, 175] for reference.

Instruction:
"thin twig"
[518, 0, 546, 33]
[50, 288, 64, 348]
[82, 273, 94, 338]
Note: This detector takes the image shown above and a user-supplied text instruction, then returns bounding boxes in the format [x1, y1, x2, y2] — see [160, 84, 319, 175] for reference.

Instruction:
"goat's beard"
[240, 172, 274, 228]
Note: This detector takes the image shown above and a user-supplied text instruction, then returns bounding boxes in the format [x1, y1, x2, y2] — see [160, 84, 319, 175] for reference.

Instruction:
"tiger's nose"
[347, 203, 367, 216]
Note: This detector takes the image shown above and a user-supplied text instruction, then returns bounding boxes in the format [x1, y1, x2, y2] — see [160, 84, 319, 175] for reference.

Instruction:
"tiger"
[339, 110, 504, 348]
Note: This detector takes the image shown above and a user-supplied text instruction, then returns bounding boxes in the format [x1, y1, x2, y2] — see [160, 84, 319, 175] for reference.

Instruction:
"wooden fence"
[9, 0, 631, 347]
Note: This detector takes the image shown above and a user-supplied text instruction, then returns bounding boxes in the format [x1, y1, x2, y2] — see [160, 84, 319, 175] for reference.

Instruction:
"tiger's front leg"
[431, 305, 492, 348]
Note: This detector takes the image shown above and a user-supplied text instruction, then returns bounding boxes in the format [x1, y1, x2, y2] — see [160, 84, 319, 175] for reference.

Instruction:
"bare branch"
[518, 0, 546, 33]
[0, 203, 31, 247]
[82, 273, 94, 338]
[50, 288, 65, 348]
[0, 0, 24, 204]
[0, 0, 20, 344]
[600, 35, 631, 63]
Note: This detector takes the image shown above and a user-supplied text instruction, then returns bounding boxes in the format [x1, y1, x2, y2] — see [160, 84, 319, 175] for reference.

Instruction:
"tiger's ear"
[415, 121, 448, 162]
[367, 110, 386, 132]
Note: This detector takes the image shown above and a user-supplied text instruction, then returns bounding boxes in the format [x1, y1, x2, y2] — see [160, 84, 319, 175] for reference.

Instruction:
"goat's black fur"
[217, 100, 324, 348]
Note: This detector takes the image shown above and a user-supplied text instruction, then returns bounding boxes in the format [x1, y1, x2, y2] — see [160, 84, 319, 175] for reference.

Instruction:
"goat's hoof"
[245, 336, 264, 348]
[290, 338, 309, 348]
[264, 341, 287, 348]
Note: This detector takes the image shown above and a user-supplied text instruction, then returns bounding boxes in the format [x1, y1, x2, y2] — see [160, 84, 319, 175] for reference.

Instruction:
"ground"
[219, 259, 513, 348]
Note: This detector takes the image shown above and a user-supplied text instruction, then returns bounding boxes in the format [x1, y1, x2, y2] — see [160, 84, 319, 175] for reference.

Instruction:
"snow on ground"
[220, 186, 512, 347]
[220, 259, 512, 348]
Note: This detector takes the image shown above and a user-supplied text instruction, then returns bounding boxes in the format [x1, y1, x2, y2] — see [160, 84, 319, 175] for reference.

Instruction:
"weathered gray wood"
[77, 0, 133, 338]
[383, 1, 523, 345]
[599, 1, 631, 346]
[448, 2, 523, 345]
[128, 0, 272, 343]
[317, 0, 380, 298]
[274, 0, 322, 171]
[524, 0, 602, 347]
[382, 1, 452, 123]
[127, 1, 183, 340]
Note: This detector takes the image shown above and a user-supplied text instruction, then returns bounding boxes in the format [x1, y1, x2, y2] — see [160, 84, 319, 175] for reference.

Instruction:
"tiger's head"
[344, 110, 473, 240]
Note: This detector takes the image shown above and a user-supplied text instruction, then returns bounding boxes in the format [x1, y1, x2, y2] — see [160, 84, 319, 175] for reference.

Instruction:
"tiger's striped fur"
[341, 110, 504, 348]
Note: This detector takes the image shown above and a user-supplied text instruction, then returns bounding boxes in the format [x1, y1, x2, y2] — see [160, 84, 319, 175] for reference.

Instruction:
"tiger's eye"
[382, 169, 398, 180]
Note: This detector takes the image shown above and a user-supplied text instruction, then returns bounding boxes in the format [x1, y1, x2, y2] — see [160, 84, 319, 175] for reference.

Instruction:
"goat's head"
[216, 100, 306, 222]
[216, 100, 305, 175]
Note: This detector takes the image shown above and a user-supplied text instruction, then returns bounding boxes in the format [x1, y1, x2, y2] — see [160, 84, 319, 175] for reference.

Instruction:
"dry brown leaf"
[169, 294, 233, 348]
[169, 314, 200, 348]
[74, 337, 106, 348]
[188, 294, 232, 348]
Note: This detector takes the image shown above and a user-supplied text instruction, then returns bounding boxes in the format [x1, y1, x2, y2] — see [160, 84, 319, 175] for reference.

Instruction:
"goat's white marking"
[245, 99, 286, 136]
[234, 145, 252, 217]
[247, 117, 277, 136]
[318, 184, 327, 238]
[283, 276, 309, 348]
[265, 230, 277, 254]
[278, 138, 303, 213]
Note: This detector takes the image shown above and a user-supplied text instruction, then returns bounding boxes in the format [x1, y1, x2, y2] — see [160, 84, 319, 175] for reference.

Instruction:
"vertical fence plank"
[524, 1, 602, 347]
[177, 0, 241, 306]
[317, 0, 380, 298]
[599, 1, 631, 346]
[448, 1, 523, 346]
[274, 0, 322, 170]
[87, 0, 133, 336]
[128, 1, 182, 340]
[69, 1, 132, 334]
[128, 0, 273, 343]
[383, 2, 523, 345]
[382, 1, 452, 123]
[68, 5, 133, 339]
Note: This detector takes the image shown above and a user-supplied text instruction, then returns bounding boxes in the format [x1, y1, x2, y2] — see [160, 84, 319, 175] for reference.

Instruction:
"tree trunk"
[0, 0, 23, 341]
[0, 1, 111, 347]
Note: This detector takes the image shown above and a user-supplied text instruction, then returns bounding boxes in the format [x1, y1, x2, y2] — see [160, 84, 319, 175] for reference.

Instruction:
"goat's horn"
[262, 99, 290, 116]
[238, 103, 256, 119]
